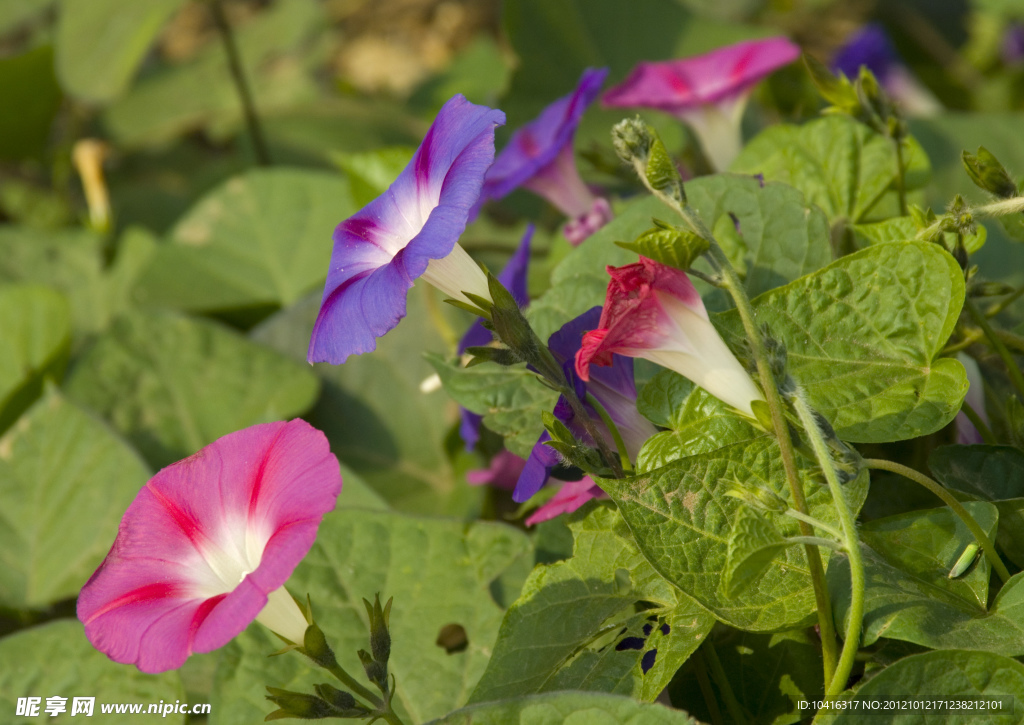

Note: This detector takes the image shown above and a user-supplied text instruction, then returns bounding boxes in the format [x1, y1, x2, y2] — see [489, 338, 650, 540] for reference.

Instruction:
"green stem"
[790, 391, 864, 702]
[960, 399, 996, 445]
[676, 205, 838, 689]
[894, 137, 908, 216]
[586, 392, 633, 473]
[702, 642, 748, 725]
[784, 508, 844, 540]
[786, 536, 845, 552]
[208, 0, 271, 166]
[986, 285, 1024, 318]
[326, 665, 382, 709]
[382, 710, 405, 725]
[693, 650, 725, 725]
[864, 458, 1011, 583]
[997, 328, 1024, 354]
[965, 297, 1024, 401]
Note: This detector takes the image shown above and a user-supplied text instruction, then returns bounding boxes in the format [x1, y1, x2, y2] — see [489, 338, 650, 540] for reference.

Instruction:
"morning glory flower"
[1004, 24, 1024, 67]
[955, 353, 988, 445]
[525, 477, 605, 527]
[602, 38, 801, 171]
[832, 24, 941, 117]
[458, 225, 534, 451]
[575, 258, 763, 418]
[308, 95, 505, 365]
[514, 306, 658, 503]
[77, 420, 342, 673]
[481, 68, 612, 245]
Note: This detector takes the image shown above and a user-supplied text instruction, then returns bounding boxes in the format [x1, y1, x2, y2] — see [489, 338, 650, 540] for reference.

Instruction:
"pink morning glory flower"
[602, 38, 801, 171]
[308, 95, 505, 365]
[77, 419, 342, 673]
[575, 258, 763, 418]
[832, 25, 940, 117]
[525, 477, 606, 527]
[482, 68, 612, 245]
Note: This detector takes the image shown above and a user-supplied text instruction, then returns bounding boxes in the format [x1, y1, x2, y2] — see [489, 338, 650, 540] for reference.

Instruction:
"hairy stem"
[965, 297, 1024, 401]
[208, 0, 270, 166]
[864, 458, 1011, 583]
[960, 399, 996, 445]
[894, 137, 908, 216]
[693, 649, 725, 725]
[784, 508, 844, 540]
[790, 392, 864, 702]
[702, 642, 748, 725]
[787, 536, 845, 552]
[326, 665, 383, 709]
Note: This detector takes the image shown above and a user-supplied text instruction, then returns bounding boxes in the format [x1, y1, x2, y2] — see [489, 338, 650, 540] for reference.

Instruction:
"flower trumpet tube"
[602, 38, 800, 171]
[77, 420, 342, 673]
[308, 95, 505, 365]
[576, 258, 763, 418]
[482, 68, 612, 245]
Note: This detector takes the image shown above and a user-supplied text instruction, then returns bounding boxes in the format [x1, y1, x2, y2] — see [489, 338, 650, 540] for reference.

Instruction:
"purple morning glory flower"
[513, 306, 658, 503]
[602, 38, 800, 170]
[1004, 24, 1024, 66]
[955, 353, 988, 445]
[832, 24, 940, 117]
[308, 95, 505, 365]
[482, 68, 612, 246]
[458, 225, 534, 451]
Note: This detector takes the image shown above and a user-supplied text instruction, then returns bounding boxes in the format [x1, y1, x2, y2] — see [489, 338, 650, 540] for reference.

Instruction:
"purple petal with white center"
[309, 95, 505, 365]
[602, 38, 800, 115]
[525, 477, 605, 527]
[77, 420, 342, 673]
[483, 68, 608, 204]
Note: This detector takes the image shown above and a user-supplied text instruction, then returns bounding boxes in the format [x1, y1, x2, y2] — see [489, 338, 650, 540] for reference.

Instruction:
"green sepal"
[962, 146, 1018, 199]
[264, 687, 332, 720]
[615, 224, 709, 271]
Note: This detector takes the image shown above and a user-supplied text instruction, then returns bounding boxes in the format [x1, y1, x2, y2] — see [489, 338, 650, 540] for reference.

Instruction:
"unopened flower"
[308, 95, 505, 364]
[514, 306, 657, 503]
[576, 258, 763, 418]
[832, 24, 941, 117]
[482, 68, 612, 245]
[602, 38, 800, 170]
[955, 353, 988, 445]
[458, 225, 534, 450]
[1004, 24, 1024, 67]
[72, 139, 111, 233]
[78, 420, 342, 673]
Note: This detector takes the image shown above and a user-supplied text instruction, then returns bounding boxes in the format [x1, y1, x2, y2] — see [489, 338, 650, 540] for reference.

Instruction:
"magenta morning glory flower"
[77, 420, 342, 673]
[576, 258, 763, 418]
[308, 95, 505, 365]
[832, 24, 940, 117]
[514, 306, 657, 503]
[602, 38, 801, 171]
[481, 68, 612, 246]
[458, 225, 534, 451]
[525, 477, 606, 527]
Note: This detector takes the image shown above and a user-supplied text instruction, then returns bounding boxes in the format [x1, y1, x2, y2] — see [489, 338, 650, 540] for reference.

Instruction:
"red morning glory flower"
[602, 38, 800, 170]
[308, 95, 505, 365]
[482, 68, 612, 245]
[77, 420, 342, 673]
[576, 258, 763, 418]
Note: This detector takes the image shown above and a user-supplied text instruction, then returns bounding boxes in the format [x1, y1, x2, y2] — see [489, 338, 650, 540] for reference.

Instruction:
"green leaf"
[831, 650, 1024, 725]
[618, 226, 709, 272]
[829, 550, 1024, 655]
[210, 510, 532, 725]
[428, 355, 558, 459]
[929, 444, 1024, 568]
[103, 0, 323, 146]
[133, 168, 353, 313]
[0, 227, 157, 338]
[859, 502, 999, 609]
[672, 629, 824, 725]
[332, 146, 416, 207]
[529, 176, 831, 340]
[428, 691, 698, 724]
[64, 309, 319, 468]
[0, 388, 150, 609]
[0, 284, 70, 433]
[0, 46, 62, 161]
[635, 371, 763, 472]
[731, 115, 930, 223]
[851, 215, 986, 253]
[601, 437, 868, 631]
[0, 620, 184, 724]
[0, 0, 53, 35]
[470, 503, 713, 703]
[55, 0, 188, 103]
[722, 506, 791, 598]
[718, 241, 967, 443]
[253, 289, 473, 514]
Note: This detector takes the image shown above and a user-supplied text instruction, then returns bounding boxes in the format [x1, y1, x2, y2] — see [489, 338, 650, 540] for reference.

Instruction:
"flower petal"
[513, 432, 560, 503]
[309, 95, 505, 364]
[525, 478, 604, 526]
